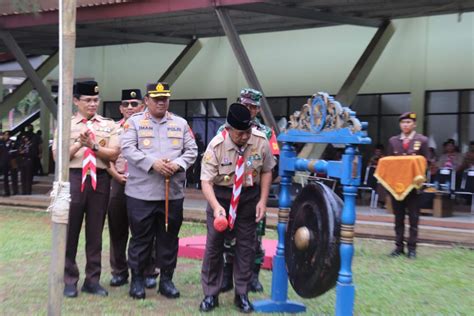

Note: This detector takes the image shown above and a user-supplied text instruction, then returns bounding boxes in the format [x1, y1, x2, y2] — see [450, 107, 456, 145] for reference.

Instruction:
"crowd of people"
[52, 81, 275, 313]
[0, 124, 45, 196]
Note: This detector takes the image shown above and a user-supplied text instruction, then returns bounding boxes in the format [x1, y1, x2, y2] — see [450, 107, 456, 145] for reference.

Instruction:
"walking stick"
[165, 175, 170, 232]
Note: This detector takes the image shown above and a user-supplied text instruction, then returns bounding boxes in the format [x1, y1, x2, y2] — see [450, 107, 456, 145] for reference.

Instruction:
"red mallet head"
[213, 215, 228, 232]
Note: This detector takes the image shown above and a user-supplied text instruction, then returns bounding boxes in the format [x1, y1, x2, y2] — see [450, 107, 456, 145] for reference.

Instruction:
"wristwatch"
[92, 143, 99, 152]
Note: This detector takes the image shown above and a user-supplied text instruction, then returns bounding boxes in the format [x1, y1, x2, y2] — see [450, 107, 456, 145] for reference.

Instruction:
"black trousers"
[20, 158, 33, 195]
[65, 169, 110, 285]
[126, 196, 183, 273]
[2, 163, 10, 196]
[201, 186, 259, 296]
[391, 190, 420, 251]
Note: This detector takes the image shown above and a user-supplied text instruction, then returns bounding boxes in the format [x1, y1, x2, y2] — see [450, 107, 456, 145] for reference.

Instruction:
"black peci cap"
[121, 89, 142, 101]
[227, 103, 252, 131]
[75, 81, 99, 96]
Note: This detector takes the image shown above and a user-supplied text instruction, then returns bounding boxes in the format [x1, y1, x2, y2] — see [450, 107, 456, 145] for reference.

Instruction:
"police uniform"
[388, 112, 429, 258]
[53, 81, 119, 297]
[121, 82, 197, 299]
[19, 136, 36, 195]
[200, 103, 275, 313]
[6, 136, 19, 195]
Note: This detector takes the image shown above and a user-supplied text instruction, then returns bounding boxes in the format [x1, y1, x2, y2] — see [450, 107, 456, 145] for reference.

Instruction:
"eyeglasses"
[79, 97, 100, 104]
[121, 101, 141, 107]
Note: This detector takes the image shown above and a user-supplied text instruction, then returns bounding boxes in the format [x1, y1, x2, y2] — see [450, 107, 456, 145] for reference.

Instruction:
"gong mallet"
[213, 212, 228, 232]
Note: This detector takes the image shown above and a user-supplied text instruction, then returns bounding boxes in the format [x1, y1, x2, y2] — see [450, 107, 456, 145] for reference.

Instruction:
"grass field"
[1, 208, 473, 315]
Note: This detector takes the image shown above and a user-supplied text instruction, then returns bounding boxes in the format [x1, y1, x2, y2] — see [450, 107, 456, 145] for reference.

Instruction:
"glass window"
[380, 116, 401, 148]
[426, 91, 459, 113]
[208, 99, 226, 117]
[358, 115, 378, 145]
[187, 100, 207, 117]
[381, 94, 411, 115]
[103, 101, 121, 120]
[267, 97, 288, 117]
[426, 114, 458, 151]
[351, 95, 379, 115]
[470, 91, 474, 112]
[289, 97, 309, 116]
[169, 100, 186, 117]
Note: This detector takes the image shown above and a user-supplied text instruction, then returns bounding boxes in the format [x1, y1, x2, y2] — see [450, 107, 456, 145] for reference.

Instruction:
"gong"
[285, 182, 342, 298]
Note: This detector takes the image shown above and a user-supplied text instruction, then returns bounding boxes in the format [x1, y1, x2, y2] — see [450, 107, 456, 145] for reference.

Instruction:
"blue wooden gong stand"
[253, 93, 371, 315]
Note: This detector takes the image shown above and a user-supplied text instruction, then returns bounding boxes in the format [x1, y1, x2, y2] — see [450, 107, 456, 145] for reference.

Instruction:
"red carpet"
[178, 235, 277, 270]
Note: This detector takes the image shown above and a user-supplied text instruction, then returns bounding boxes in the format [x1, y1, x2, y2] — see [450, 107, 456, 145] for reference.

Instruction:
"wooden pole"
[47, 0, 76, 315]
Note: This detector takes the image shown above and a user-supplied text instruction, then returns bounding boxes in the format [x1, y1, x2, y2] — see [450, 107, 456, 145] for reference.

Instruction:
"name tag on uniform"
[167, 131, 183, 138]
[138, 130, 154, 137]
[220, 157, 232, 166]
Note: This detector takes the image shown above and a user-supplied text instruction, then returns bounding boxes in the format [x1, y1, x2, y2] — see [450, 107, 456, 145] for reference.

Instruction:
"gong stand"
[253, 93, 371, 315]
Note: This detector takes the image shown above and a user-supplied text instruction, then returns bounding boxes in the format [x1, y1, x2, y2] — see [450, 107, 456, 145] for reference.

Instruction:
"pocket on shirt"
[168, 136, 183, 150]
[138, 137, 154, 150]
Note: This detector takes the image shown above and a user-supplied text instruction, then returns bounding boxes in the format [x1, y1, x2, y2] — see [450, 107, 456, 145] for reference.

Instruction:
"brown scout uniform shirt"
[113, 119, 127, 174]
[201, 128, 275, 187]
[52, 112, 119, 170]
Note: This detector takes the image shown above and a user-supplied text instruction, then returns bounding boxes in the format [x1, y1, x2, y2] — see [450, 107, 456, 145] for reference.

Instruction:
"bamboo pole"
[47, 0, 77, 315]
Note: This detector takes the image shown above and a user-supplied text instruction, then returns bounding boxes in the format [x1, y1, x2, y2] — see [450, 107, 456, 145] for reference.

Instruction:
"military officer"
[199, 103, 275, 313]
[217, 88, 276, 293]
[106, 89, 144, 288]
[53, 81, 120, 298]
[388, 112, 429, 259]
[121, 82, 197, 300]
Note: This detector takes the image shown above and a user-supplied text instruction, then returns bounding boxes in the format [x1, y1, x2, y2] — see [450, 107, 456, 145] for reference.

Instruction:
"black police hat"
[399, 112, 416, 122]
[75, 81, 99, 96]
[146, 82, 171, 97]
[227, 103, 251, 131]
[121, 89, 142, 101]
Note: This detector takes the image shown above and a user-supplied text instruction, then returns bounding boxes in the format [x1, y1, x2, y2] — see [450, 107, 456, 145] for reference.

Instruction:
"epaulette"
[208, 133, 225, 148]
[252, 128, 266, 139]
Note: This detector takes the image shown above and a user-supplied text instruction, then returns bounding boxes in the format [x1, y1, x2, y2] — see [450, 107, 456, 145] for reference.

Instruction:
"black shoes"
[234, 294, 253, 313]
[81, 282, 108, 296]
[158, 269, 180, 298]
[407, 250, 417, 259]
[249, 264, 264, 293]
[144, 276, 157, 289]
[220, 263, 234, 293]
[390, 248, 405, 257]
[199, 295, 219, 312]
[129, 273, 146, 299]
[110, 275, 128, 287]
[63, 284, 78, 298]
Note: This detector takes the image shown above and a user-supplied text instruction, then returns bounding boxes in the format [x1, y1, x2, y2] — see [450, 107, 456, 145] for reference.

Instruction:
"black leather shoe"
[199, 295, 219, 312]
[407, 250, 417, 259]
[389, 248, 405, 257]
[63, 284, 78, 298]
[144, 276, 157, 289]
[159, 269, 180, 298]
[81, 282, 108, 296]
[110, 275, 128, 287]
[249, 264, 264, 293]
[234, 294, 253, 313]
[220, 263, 234, 293]
[129, 274, 146, 299]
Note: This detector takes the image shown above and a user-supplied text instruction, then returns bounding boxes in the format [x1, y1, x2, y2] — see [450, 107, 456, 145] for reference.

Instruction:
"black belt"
[214, 185, 259, 193]
[69, 168, 108, 175]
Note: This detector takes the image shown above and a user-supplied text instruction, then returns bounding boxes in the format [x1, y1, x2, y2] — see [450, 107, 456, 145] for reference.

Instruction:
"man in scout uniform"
[199, 103, 275, 313]
[106, 89, 144, 288]
[388, 112, 429, 259]
[121, 82, 197, 300]
[217, 88, 278, 294]
[53, 81, 120, 298]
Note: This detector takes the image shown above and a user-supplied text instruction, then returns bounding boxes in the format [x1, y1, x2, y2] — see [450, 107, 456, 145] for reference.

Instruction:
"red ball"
[213, 215, 228, 232]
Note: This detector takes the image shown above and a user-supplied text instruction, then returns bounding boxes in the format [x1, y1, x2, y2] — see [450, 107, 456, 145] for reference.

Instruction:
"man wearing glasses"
[53, 81, 120, 298]
[106, 89, 144, 288]
[121, 82, 197, 299]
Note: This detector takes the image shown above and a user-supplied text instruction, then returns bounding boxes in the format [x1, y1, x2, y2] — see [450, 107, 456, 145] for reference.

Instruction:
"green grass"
[1, 208, 473, 315]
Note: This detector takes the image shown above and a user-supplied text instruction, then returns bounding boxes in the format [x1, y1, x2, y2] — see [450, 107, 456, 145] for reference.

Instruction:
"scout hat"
[75, 81, 99, 96]
[399, 112, 416, 122]
[238, 88, 263, 107]
[227, 103, 252, 131]
[146, 82, 171, 97]
[121, 89, 142, 101]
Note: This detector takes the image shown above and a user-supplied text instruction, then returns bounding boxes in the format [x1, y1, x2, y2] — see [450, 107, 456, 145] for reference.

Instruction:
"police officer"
[388, 112, 429, 259]
[107, 89, 144, 287]
[217, 88, 275, 293]
[19, 135, 35, 195]
[121, 82, 197, 300]
[199, 103, 275, 313]
[4, 131, 19, 195]
[53, 81, 120, 298]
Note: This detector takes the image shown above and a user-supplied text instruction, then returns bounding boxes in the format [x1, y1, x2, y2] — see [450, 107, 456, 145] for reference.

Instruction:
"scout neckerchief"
[228, 146, 246, 230]
[81, 118, 97, 191]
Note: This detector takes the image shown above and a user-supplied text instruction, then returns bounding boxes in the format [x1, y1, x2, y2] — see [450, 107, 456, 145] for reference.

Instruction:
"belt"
[69, 168, 107, 175]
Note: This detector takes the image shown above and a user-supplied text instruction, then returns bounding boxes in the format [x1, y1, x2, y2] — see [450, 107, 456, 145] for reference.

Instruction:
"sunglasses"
[121, 101, 141, 107]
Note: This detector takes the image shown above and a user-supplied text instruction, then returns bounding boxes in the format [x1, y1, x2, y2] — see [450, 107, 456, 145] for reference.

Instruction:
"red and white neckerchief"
[228, 147, 246, 230]
[81, 119, 97, 192]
